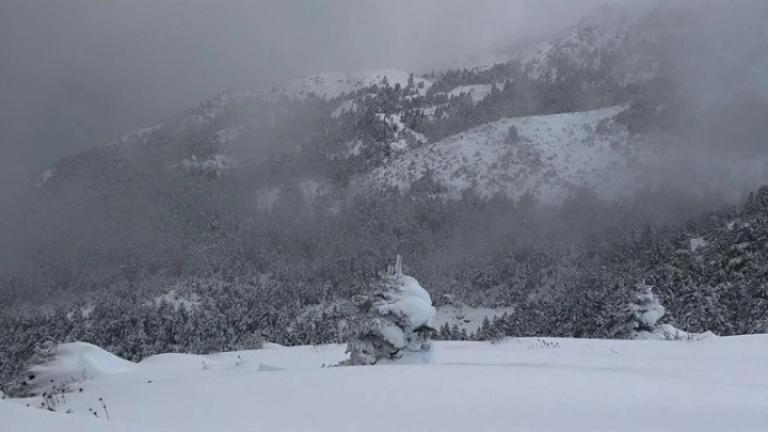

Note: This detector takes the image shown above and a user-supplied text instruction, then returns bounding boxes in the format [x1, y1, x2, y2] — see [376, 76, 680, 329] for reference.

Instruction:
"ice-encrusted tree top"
[377, 255, 436, 331]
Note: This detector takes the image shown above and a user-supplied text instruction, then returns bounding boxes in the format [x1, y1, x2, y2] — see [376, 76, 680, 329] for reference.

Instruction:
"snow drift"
[25, 342, 138, 394]
[5, 335, 768, 432]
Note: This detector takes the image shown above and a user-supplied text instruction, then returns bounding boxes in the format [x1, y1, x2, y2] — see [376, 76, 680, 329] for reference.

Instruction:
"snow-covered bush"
[0, 340, 59, 398]
[343, 256, 436, 365]
[504, 125, 521, 145]
[627, 282, 667, 338]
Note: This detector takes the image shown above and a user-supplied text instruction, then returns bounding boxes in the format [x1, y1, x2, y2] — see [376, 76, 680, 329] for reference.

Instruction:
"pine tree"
[343, 256, 436, 365]
[627, 281, 666, 337]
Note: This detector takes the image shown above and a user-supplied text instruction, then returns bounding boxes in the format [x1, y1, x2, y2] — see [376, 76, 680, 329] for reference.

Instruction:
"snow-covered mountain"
[9, 0, 768, 335]
[36, 0, 766, 204]
[35, 0, 767, 204]
[14, 0, 766, 307]
[510, 1, 653, 82]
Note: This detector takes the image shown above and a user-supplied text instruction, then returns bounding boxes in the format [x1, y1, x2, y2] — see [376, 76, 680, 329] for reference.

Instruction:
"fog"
[0, 0, 605, 197]
[648, 0, 768, 203]
[2, 0, 768, 302]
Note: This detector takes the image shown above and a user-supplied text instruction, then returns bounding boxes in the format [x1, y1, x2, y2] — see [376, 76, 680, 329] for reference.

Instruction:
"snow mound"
[28, 342, 138, 391]
[635, 324, 718, 341]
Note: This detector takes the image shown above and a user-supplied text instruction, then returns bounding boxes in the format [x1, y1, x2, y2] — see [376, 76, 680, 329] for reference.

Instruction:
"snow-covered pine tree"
[343, 256, 436, 365]
[627, 281, 666, 338]
[476, 316, 504, 343]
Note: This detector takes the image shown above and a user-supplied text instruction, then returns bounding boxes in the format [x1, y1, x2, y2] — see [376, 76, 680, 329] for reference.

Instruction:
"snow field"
[5, 335, 768, 432]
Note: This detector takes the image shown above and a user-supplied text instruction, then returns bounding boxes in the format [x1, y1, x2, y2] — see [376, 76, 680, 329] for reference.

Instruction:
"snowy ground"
[4, 336, 768, 431]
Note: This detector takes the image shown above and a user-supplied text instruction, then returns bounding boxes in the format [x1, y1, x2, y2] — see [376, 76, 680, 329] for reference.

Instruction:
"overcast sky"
[0, 0, 610, 194]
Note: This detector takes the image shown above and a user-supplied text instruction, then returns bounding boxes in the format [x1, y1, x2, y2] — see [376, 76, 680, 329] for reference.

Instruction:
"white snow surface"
[6, 335, 768, 432]
[28, 342, 139, 387]
[0, 400, 168, 432]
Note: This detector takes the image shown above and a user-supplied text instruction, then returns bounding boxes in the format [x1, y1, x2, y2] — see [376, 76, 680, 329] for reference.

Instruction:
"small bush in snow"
[528, 339, 560, 350]
[504, 125, 521, 145]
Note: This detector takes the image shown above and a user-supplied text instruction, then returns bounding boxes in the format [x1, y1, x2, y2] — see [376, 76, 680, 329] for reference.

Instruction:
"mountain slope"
[368, 105, 641, 201]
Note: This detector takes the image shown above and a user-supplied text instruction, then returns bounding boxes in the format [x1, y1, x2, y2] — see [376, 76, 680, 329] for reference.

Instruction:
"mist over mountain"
[0, 0, 607, 199]
[2, 0, 768, 401]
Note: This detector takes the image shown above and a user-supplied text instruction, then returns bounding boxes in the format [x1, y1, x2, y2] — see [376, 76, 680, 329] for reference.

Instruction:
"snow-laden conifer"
[344, 256, 436, 365]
